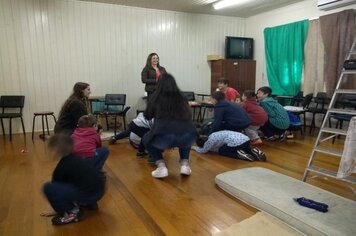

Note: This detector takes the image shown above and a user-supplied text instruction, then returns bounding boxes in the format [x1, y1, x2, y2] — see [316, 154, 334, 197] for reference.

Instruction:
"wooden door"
[210, 59, 256, 95]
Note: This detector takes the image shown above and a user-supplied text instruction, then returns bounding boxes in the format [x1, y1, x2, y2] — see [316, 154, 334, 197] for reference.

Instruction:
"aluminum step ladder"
[302, 37, 356, 184]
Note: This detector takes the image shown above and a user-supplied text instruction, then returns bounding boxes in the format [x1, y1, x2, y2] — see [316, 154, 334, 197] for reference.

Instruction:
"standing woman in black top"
[54, 82, 91, 135]
[141, 53, 166, 98]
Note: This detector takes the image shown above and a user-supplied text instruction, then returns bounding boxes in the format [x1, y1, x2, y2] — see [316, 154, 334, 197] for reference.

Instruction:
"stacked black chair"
[307, 92, 330, 134]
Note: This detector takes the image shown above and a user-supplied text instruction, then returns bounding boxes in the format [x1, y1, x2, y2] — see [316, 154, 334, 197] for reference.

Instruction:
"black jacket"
[52, 154, 105, 194]
[212, 100, 251, 132]
[141, 66, 166, 93]
[54, 99, 87, 135]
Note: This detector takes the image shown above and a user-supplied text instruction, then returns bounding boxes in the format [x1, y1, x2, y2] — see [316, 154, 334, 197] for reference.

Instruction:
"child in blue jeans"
[192, 131, 266, 161]
[71, 114, 109, 170]
[42, 134, 106, 225]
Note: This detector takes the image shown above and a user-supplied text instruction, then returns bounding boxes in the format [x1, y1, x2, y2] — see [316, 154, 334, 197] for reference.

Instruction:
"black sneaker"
[51, 209, 84, 225]
[108, 136, 117, 145]
[278, 133, 287, 142]
[250, 147, 267, 161]
[236, 150, 255, 161]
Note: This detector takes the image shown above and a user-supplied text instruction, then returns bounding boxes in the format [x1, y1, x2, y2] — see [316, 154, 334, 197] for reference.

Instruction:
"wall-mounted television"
[225, 36, 254, 60]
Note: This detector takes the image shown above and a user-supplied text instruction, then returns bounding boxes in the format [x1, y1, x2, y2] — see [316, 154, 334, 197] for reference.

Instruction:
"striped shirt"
[194, 130, 249, 153]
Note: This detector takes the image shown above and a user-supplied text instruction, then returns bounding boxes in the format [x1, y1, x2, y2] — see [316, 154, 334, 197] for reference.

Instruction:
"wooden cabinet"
[210, 59, 256, 94]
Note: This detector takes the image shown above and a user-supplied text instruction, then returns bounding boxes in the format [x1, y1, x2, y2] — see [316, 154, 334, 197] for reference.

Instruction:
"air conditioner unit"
[317, 0, 356, 10]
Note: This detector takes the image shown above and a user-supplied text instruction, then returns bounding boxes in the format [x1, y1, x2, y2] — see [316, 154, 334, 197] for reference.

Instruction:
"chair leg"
[309, 113, 315, 134]
[196, 106, 202, 123]
[105, 115, 109, 131]
[41, 115, 45, 140]
[201, 107, 207, 123]
[114, 116, 117, 136]
[20, 117, 25, 135]
[51, 114, 57, 123]
[9, 118, 12, 141]
[32, 115, 36, 140]
[0, 118, 4, 137]
[45, 115, 50, 135]
[123, 116, 126, 130]
[192, 107, 196, 122]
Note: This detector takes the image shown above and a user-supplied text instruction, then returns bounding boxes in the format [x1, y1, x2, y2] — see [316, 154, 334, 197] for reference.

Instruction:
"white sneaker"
[152, 167, 168, 178]
[180, 165, 192, 175]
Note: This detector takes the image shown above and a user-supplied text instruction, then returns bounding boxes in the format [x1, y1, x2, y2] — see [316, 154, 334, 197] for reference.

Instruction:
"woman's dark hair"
[257, 86, 272, 97]
[48, 134, 74, 157]
[211, 91, 225, 102]
[196, 136, 208, 148]
[145, 53, 160, 69]
[243, 90, 256, 99]
[144, 73, 191, 120]
[59, 82, 89, 116]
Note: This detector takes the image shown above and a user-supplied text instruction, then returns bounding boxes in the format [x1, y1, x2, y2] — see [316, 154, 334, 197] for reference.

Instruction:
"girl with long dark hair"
[143, 73, 197, 178]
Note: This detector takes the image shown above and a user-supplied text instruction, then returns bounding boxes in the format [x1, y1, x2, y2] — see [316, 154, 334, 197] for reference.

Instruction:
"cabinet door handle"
[233, 62, 238, 65]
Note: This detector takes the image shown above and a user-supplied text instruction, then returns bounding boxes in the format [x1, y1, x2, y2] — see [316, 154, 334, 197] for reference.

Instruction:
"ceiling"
[78, 0, 304, 18]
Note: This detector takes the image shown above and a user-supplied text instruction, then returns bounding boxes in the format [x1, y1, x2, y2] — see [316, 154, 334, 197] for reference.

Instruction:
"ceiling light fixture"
[213, 0, 250, 10]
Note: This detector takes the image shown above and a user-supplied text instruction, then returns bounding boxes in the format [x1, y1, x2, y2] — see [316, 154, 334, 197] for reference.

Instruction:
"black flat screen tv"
[225, 36, 253, 59]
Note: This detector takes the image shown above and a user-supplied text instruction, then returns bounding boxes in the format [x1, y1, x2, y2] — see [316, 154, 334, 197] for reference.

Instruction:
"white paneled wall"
[0, 0, 245, 134]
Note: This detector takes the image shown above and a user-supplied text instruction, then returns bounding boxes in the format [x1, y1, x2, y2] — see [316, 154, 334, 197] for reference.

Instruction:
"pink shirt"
[71, 127, 101, 158]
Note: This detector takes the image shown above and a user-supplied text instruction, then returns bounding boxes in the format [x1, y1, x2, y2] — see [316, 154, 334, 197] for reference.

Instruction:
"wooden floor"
[0, 131, 354, 235]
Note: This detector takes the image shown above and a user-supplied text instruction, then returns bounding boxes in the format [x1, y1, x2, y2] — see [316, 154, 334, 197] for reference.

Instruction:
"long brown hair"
[145, 52, 161, 69]
[59, 82, 89, 116]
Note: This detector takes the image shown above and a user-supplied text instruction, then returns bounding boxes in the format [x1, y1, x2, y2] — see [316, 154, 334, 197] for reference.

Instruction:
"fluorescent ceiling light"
[213, 0, 250, 10]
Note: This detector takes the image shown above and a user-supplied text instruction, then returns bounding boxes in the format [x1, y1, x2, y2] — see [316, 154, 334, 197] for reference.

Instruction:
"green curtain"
[264, 20, 309, 96]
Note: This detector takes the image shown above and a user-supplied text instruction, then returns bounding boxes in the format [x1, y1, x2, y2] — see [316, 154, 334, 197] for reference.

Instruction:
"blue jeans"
[43, 182, 104, 215]
[85, 147, 109, 171]
[114, 130, 130, 140]
[144, 132, 197, 165]
[218, 141, 251, 158]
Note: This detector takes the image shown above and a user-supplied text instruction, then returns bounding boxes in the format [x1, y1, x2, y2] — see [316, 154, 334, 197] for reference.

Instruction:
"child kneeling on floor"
[192, 130, 266, 161]
[42, 134, 106, 225]
[257, 86, 290, 141]
[71, 114, 109, 171]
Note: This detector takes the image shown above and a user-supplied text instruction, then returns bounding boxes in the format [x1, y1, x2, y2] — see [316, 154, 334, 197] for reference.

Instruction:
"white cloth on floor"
[283, 106, 304, 112]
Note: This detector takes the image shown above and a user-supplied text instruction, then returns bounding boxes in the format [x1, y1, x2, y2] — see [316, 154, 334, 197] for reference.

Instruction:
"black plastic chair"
[0, 95, 26, 141]
[307, 92, 330, 134]
[94, 94, 130, 135]
[195, 93, 212, 123]
[182, 91, 201, 122]
[284, 93, 313, 133]
[291, 91, 304, 106]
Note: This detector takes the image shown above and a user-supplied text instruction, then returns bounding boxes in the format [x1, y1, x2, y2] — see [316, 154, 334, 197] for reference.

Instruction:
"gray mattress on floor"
[215, 167, 356, 236]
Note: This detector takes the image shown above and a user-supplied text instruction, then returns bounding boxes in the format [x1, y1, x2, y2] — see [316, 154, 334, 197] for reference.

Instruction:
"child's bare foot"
[40, 210, 57, 217]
